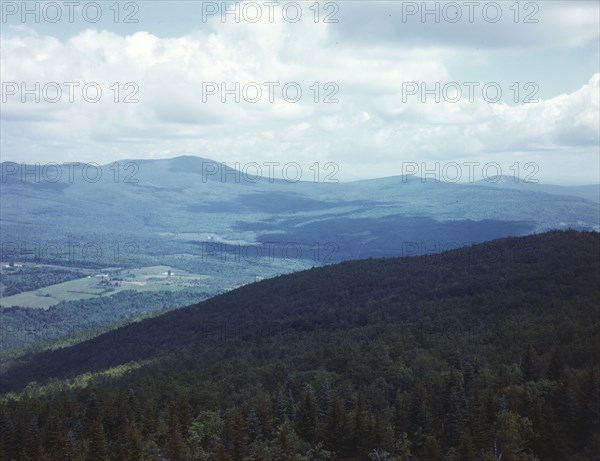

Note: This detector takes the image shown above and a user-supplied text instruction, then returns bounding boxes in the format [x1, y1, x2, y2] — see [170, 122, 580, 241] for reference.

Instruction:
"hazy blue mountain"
[474, 175, 600, 203]
[1, 156, 598, 264]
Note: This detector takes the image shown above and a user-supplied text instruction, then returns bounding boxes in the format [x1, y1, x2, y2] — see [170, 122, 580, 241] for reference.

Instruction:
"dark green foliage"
[1, 289, 211, 353]
[296, 384, 318, 443]
[457, 431, 477, 461]
[521, 344, 541, 382]
[0, 230, 598, 460]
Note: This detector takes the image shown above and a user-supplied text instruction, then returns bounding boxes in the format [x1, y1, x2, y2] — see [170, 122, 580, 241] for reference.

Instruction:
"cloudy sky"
[1, 0, 599, 184]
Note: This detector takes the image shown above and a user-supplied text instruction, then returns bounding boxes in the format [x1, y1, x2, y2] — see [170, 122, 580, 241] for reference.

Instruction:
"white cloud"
[1, 2, 598, 185]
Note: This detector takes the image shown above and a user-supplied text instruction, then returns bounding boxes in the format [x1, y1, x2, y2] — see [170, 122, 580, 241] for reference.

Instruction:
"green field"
[0, 265, 210, 309]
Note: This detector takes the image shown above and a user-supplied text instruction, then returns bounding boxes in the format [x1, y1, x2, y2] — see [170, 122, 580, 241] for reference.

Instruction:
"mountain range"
[2, 156, 598, 263]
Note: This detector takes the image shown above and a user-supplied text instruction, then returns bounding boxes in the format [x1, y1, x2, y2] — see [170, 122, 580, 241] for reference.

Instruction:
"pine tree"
[472, 391, 494, 452]
[88, 418, 108, 461]
[230, 410, 249, 460]
[286, 389, 297, 422]
[418, 434, 442, 461]
[323, 396, 348, 455]
[457, 431, 477, 461]
[392, 391, 410, 438]
[276, 418, 302, 461]
[47, 413, 68, 460]
[522, 345, 541, 382]
[534, 403, 566, 461]
[83, 393, 102, 440]
[411, 382, 433, 435]
[247, 407, 263, 442]
[444, 372, 466, 448]
[24, 414, 44, 461]
[558, 371, 579, 447]
[371, 411, 394, 454]
[578, 367, 600, 447]
[548, 346, 564, 381]
[127, 421, 144, 461]
[296, 384, 318, 443]
[112, 420, 131, 461]
[274, 391, 287, 426]
[0, 412, 14, 461]
[393, 432, 413, 461]
[351, 390, 371, 455]
[166, 412, 186, 461]
[463, 361, 476, 403]
[127, 388, 143, 427]
[317, 378, 331, 421]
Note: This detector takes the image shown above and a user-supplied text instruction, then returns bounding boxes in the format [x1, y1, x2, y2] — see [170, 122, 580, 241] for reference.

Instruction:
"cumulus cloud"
[0, 1, 598, 184]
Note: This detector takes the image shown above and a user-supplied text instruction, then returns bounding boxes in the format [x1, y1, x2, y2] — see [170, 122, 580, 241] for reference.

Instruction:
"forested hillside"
[1, 230, 598, 460]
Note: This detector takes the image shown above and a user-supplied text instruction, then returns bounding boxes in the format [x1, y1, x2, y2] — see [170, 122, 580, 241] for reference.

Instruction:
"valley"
[2, 157, 598, 353]
[1, 264, 211, 309]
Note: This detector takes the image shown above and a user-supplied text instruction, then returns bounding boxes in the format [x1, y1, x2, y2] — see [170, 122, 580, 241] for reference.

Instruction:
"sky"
[1, 0, 599, 184]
